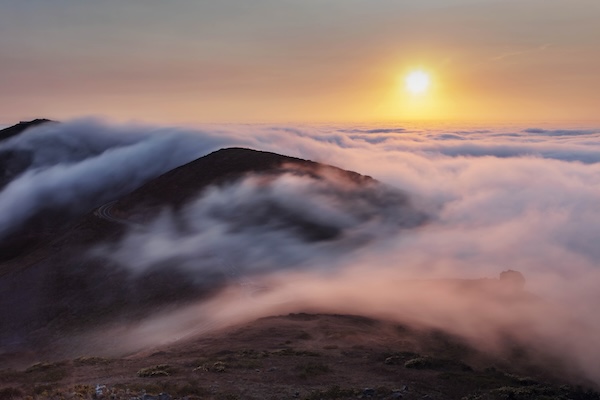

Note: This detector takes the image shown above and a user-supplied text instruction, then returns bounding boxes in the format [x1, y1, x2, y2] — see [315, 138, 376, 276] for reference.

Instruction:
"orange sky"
[1, 0, 599, 124]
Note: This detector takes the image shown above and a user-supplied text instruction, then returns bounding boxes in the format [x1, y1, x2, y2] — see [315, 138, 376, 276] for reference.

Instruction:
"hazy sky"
[1, 0, 599, 123]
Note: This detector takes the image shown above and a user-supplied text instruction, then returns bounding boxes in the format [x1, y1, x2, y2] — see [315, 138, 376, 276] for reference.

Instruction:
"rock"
[95, 384, 106, 397]
[363, 388, 376, 397]
[142, 393, 171, 400]
[213, 361, 226, 372]
[385, 356, 402, 365]
[500, 270, 526, 290]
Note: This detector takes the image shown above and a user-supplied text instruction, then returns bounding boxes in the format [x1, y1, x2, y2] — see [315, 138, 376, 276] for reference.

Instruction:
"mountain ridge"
[0, 145, 422, 357]
[0, 119, 54, 142]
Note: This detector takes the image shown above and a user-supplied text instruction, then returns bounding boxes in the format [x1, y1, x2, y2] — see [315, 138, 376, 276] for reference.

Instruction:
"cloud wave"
[2, 118, 600, 382]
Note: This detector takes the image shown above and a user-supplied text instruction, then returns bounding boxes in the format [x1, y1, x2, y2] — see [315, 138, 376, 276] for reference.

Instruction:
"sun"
[405, 70, 430, 94]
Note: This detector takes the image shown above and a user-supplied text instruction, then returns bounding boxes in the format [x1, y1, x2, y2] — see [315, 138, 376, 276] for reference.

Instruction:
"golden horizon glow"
[1, 2, 599, 124]
[405, 71, 430, 95]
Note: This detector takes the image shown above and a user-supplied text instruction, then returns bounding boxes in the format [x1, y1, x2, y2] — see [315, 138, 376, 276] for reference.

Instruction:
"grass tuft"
[137, 364, 175, 377]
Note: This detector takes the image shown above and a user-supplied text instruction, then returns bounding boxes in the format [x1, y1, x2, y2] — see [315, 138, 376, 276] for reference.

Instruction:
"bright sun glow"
[405, 70, 430, 94]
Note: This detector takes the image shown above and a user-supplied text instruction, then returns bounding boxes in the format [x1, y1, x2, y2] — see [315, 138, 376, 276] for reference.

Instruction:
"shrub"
[384, 352, 420, 365]
[287, 313, 318, 321]
[25, 362, 64, 373]
[137, 364, 174, 378]
[503, 373, 539, 386]
[176, 381, 209, 397]
[297, 331, 313, 340]
[33, 384, 55, 395]
[404, 356, 472, 371]
[213, 361, 226, 372]
[0, 387, 23, 399]
[71, 384, 94, 397]
[271, 348, 321, 357]
[491, 385, 559, 399]
[25, 362, 69, 382]
[296, 362, 331, 379]
[237, 349, 270, 359]
[74, 356, 110, 366]
[305, 385, 359, 399]
[193, 361, 227, 373]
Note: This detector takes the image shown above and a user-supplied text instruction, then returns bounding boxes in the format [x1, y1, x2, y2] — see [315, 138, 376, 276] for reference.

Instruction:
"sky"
[1, 0, 599, 124]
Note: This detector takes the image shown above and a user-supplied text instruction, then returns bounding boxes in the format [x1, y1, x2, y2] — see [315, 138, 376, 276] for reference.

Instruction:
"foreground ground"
[1, 313, 599, 400]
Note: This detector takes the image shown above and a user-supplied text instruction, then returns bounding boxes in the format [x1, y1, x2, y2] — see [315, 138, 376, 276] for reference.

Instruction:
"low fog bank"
[88, 120, 600, 383]
[84, 270, 600, 385]
[2, 118, 600, 382]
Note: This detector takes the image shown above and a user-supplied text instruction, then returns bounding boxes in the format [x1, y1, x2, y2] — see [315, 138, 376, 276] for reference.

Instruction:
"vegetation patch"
[74, 356, 111, 366]
[405, 356, 473, 372]
[137, 364, 175, 377]
[0, 369, 22, 383]
[33, 384, 56, 396]
[70, 384, 95, 397]
[271, 348, 321, 357]
[228, 359, 262, 370]
[24, 362, 69, 382]
[491, 385, 560, 399]
[194, 361, 227, 373]
[237, 349, 270, 359]
[304, 385, 360, 399]
[0, 387, 23, 399]
[287, 313, 319, 321]
[176, 381, 210, 397]
[333, 314, 378, 326]
[297, 331, 313, 340]
[438, 371, 515, 390]
[502, 373, 539, 386]
[25, 361, 65, 373]
[462, 383, 600, 400]
[296, 362, 331, 379]
[383, 351, 421, 365]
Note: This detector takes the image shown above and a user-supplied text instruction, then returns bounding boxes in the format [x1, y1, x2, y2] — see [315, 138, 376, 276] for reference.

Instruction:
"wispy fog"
[2, 119, 600, 382]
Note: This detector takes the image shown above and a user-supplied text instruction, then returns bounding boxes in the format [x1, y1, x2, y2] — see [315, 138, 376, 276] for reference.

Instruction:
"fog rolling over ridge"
[102, 161, 427, 278]
[0, 119, 234, 240]
[2, 118, 600, 382]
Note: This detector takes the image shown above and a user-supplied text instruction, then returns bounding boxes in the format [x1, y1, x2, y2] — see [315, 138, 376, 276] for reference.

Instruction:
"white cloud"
[2, 118, 600, 382]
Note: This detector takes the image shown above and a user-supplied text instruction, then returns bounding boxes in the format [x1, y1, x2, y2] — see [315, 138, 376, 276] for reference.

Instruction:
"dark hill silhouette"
[0, 120, 57, 261]
[111, 147, 422, 242]
[0, 118, 53, 142]
[0, 147, 423, 354]
[0, 119, 54, 190]
[115, 147, 379, 216]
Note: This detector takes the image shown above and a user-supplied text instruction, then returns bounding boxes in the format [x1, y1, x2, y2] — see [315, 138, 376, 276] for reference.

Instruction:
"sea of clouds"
[2, 118, 600, 381]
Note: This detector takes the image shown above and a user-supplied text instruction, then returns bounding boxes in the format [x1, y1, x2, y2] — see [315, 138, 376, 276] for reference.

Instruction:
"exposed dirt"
[1, 313, 598, 400]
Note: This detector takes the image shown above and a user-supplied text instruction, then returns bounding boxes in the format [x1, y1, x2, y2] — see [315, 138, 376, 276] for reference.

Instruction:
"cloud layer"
[2, 119, 600, 382]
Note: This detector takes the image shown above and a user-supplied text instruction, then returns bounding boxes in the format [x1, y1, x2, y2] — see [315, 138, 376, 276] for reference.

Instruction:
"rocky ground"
[1, 313, 599, 400]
